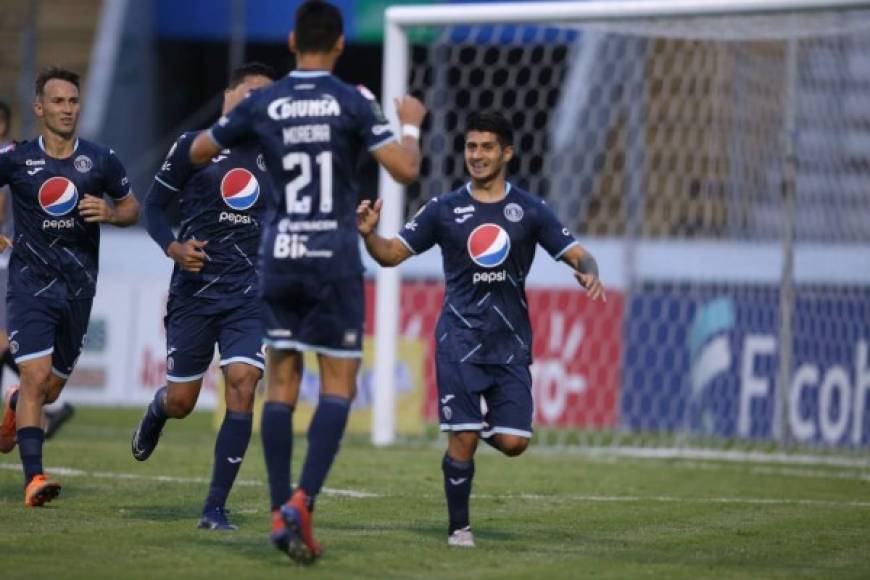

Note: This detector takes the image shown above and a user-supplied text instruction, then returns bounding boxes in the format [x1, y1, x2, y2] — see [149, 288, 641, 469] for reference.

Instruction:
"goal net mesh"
[392, 6, 870, 451]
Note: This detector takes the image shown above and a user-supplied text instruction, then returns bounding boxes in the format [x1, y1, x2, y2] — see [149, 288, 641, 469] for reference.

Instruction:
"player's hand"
[0, 235, 11, 252]
[356, 198, 383, 236]
[78, 194, 115, 224]
[574, 272, 607, 303]
[167, 239, 209, 273]
[394, 95, 427, 129]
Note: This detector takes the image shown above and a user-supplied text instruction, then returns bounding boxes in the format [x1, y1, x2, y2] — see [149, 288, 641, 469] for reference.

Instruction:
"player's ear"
[335, 35, 345, 55]
[33, 99, 43, 118]
[503, 144, 514, 163]
[288, 31, 297, 54]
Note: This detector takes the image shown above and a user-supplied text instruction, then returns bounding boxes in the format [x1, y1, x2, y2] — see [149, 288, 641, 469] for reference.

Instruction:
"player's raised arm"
[560, 243, 606, 302]
[356, 198, 412, 267]
[189, 131, 222, 167]
[372, 95, 427, 185]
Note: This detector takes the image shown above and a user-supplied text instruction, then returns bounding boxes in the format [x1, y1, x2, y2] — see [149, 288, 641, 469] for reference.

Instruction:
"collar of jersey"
[289, 70, 331, 78]
[465, 181, 512, 202]
[38, 135, 80, 156]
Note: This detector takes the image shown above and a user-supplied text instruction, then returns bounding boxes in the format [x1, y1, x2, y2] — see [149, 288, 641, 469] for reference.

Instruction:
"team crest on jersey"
[74, 155, 93, 173]
[256, 154, 266, 172]
[220, 168, 260, 211]
[467, 223, 511, 268]
[504, 203, 523, 222]
[38, 177, 79, 216]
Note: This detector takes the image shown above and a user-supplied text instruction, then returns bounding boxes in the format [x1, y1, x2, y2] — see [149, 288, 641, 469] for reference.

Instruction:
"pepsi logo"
[220, 168, 259, 211]
[38, 177, 79, 217]
[467, 223, 510, 268]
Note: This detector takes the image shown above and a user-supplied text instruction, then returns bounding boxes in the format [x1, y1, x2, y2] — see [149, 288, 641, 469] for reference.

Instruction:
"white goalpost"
[372, 0, 870, 449]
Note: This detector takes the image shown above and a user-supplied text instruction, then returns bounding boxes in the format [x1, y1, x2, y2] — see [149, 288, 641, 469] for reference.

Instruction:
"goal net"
[373, 0, 870, 452]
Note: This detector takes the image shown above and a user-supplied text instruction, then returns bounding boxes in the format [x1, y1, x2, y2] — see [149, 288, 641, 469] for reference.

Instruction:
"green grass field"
[1, 407, 869, 579]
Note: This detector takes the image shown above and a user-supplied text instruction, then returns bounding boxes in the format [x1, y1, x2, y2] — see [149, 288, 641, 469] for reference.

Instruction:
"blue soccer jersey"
[148, 132, 268, 298]
[398, 183, 578, 365]
[207, 70, 395, 286]
[0, 137, 131, 300]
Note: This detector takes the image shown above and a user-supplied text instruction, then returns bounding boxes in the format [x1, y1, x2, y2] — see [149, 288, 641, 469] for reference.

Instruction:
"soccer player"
[130, 63, 277, 531]
[356, 111, 606, 547]
[189, 0, 426, 563]
[0, 67, 140, 506]
[0, 100, 76, 440]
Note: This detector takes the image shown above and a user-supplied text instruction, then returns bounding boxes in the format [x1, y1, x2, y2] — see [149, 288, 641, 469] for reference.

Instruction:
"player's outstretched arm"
[561, 244, 606, 302]
[357, 198, 412, 267]
[372, 95, 427, 185]
[79, 193, 140, 227]
[189, 132, 222, 166]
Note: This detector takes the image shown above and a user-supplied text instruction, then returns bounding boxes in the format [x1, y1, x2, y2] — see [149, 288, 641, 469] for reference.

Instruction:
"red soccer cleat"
[24, 474, 61, 507]
[279, 489, 322, 564]
[0, 385, 19, 453]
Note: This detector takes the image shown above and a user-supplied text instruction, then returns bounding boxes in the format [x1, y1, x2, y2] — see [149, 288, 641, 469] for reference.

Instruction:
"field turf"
[1, 407, 868, 579]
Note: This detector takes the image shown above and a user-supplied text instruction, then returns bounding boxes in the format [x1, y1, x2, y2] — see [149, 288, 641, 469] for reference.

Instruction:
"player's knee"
[20, 366, 52, 397]
[225, 368, 259, 408]
[498, 435, 529, 457]
[164, 389, 197, 418]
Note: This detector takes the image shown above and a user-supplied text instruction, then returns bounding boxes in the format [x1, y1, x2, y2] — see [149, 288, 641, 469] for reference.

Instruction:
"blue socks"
[261, 401, 294, 510]
[18, 426, 45, 485]
[145, 386, 168, 428]
[442, 453, 475, 533]
[204, 410, 252, 512]
[299, 395, 351, 504]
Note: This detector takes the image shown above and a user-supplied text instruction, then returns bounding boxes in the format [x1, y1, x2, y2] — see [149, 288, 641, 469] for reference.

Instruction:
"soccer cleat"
[278, 489, 322, 564]
[270, 509, 289, 552]
[197, 506, 238, 531]
[44, 403, 75, 440]
[131, 409, 163, 461]
[24, 474, 61, 507]
[448, 526, 476, 548]
[0, 385, 19, 453]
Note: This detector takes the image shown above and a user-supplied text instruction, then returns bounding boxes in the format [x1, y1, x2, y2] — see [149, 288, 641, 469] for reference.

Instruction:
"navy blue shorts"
[165, 295, 265, 382]
[435, 356, 533, 439]
[6, 293, 93, 379]
[261, 275, 363, 358]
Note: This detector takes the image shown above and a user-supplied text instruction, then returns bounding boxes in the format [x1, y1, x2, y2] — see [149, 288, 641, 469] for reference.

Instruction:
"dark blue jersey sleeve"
[208, 94, 257, 150]
[535, 199, 578, 260]
[397, 197, 440, 255]
[146, 135, 194, 252]
[352, 86, 396, 152]
[0, 143, 15, 187]
[103, 149, 132, 200]
[145, 182, 177, 252]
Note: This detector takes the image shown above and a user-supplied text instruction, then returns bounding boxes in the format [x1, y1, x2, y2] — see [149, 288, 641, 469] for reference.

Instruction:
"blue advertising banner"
[622, 284, 870, 447]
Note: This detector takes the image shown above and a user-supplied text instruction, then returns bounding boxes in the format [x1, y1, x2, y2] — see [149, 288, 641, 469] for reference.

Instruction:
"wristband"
[401, 124, 421, 140]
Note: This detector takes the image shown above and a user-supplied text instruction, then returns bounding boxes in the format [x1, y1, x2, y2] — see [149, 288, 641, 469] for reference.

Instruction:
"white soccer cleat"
[447, 526, 475, 548]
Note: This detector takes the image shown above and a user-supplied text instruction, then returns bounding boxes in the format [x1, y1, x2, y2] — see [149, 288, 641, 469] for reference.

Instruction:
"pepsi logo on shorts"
[220, 168, 260, 211]
[467, 223, 510, 268]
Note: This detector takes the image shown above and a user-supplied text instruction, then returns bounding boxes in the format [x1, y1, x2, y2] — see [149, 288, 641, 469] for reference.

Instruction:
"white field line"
[0, 463, 378, 498]
[574, 446, 870, 469]
[2, 462, 869, 509]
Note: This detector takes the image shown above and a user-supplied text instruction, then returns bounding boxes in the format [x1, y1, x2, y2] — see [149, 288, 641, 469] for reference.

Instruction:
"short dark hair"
[294, 0, 343, 54]
[35, 66, 80, 97]
[228, 62, 278, 89]
[465, 111, 514, 148]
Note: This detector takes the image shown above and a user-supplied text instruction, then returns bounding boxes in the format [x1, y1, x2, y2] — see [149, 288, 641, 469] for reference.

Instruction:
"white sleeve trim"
[368, 134, 397, 152]
[553, 240, 580, 261]
[207, 128, 225, 150]
[395, 233, 418, 255]
[154, 175, 180, 192]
